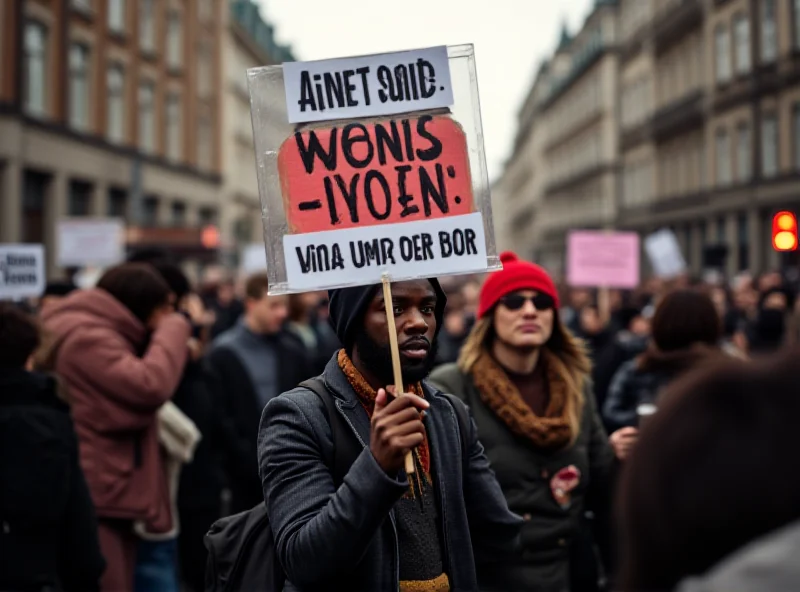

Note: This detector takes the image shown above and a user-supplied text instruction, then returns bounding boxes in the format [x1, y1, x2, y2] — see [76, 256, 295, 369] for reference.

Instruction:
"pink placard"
[567, 231, 640, 289]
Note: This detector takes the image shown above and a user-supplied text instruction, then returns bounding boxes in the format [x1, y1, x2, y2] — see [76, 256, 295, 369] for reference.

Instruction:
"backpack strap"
[299, 377, 361, 485]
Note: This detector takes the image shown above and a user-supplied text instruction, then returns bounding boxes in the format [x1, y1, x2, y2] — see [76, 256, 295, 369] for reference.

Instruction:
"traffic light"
[772, 211, 798, 251]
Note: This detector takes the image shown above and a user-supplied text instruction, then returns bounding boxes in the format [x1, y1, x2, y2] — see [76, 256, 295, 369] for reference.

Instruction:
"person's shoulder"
[428, 362, 463, 385]
[262, 384, 328, 426]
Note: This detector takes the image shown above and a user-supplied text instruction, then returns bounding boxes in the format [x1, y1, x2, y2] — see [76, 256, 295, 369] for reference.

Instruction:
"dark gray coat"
[258, 355, 523, 591]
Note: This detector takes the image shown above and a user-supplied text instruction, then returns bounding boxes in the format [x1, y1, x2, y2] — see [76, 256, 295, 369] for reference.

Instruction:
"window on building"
[68, 43, 90, 131]
[68, 181, 92, 216]
[107, 188, 128, 219]
[72, 0, 92, 13]
[107, 64, 125, 143]
[22, 171, 48, 243]
[717, 215, 726, 243]
[171, 201, 186, 226]
[715, 24, 732, 84]
[166, 11, 182, 69]
[197, 117, 212, 169]
[23, 22, 47, 116]
[108, 0, 125, 32]
[197, 41, 211, 98]
[199, 0, 213, 22]
[737, 212, 749, 271]
[762, 114, 778, 178]
[166, 93, 182, 162]
[138, 81, 155, 153]
[795, 0, 800, 49]
[737, 124, 751, 182]
[142, 196, 159, 226]
[761, 0, 777, 63]
[734, 13, 751, 74]
[716, 129, 731, 186]
[139, 0, 155, 52]
[199, 207, 217, 226]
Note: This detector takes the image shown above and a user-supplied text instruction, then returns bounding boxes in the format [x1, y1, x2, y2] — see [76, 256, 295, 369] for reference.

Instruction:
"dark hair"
[153, 262, 191, 302]
[288, 293, 309, 323]
[43, 280, 77, 298]
[245, 273, 269, 301]
[650, 289, 720, 352]
[759, 286, 795, 311]
[96, 263, 172, 325]
[0, 303, 41, 369]
[618, 351, 800, 591]
[127, 247, 171, 264]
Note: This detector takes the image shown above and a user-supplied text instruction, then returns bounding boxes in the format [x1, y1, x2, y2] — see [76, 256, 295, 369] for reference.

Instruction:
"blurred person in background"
[39, 280, 78, 314]
[41, 263, 191, 592]
[435, 290, 471, 366]
[592, 306, 651, 420]
[204, 273, 310, 515]
[206, 279, 244, 340]
[461, 278, 482, 322]
[430, 252, 614, 592]
[602, 289, 723, 450]
[561, 287, 593, 335]
[287, 291, 339, 375]
[575, 305, 613, 365]
[0, 304, 105, 592]
[748, 286, 794, 355]
[617, 350, 800, 592]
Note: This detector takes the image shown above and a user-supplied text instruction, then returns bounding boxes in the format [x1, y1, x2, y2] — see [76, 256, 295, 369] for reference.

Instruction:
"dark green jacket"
[429, 363, 613, 592]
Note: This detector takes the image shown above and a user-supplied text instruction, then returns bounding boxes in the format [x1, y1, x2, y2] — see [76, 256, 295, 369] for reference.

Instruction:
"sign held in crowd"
[567, 230, 640, 289]
[249, 44, 497, 294]
[645, 229, 687, 279]
[56, 218, 125, 268]
[0, 244, 45, 300]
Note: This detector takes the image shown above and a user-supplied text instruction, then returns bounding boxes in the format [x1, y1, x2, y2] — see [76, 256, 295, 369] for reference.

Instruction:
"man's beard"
[354, 331, 438, 387]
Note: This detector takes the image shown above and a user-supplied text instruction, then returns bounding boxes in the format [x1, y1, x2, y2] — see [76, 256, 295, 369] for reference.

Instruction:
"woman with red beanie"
[430, 252, 614, 592]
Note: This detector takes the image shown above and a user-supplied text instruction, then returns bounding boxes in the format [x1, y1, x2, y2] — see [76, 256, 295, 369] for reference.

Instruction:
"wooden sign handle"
[381, 274, 416, 476]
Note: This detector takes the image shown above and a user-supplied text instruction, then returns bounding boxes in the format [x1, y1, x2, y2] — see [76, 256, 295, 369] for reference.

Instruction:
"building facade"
[498, 0, 800, 278]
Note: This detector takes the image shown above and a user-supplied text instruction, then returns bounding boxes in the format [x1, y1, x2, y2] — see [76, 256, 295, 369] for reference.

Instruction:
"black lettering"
[296, 246, 313, 273]
[417, 59, 436, 98]
[315, 245, 331, 271]
[375, 121, 403, 165]
[465, 228, 478, 255]
[335, 174, 361, 223]
[343, 70, 358, 107]
[394, 65, 411, 102]
[356, 67, 371, 106]
[408, 65, 419, 100]
[401, 119, 415, 162]
[323, 72, 345, 108]
[341, 124, 373, 169]
[296, 129, 338, 174]
[452, 229, 465, 255]
[399, 236, 414, 261]
[439, 232, 453, 257]
[412, 234, 425, 261]
[421, 233, 434, 260]
[415, 115, 443, 161]
[363, 239, 381, 265]
[377, 66, 392, 103]
[364, 170, 391, 220]
[419, 163, 449, 217]
[350, 241, 366, 268]
[380, 238, 396, 264]
[395, 165, 418, 217]
[323, 176, 340, 225]
[314, 74, 326, 112]
[331, 244, 346, 269]
[298, 71, 317, 112]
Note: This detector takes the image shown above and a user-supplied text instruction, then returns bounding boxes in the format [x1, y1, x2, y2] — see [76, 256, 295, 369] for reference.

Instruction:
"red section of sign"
[278, 114, 475, 234]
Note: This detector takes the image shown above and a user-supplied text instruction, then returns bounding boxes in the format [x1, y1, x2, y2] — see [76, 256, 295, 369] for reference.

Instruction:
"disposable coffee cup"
[637, 403, 658, 429]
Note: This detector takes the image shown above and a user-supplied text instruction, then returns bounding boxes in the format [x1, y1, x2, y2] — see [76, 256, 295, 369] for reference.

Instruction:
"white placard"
[644, 229, 687, 279]
[241, 243, 268, 273]
[284, 212, 486, 291]
[283, 46, 454, 124]
[57, 218, 125, 267]
[0, 244, 46, 299]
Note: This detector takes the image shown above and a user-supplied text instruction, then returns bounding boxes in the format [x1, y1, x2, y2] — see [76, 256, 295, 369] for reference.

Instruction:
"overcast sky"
[256, 0, 593, 181]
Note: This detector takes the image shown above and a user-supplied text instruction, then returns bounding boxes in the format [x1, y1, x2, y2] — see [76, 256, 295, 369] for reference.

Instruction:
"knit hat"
[478, 252, 559, 318]
[328, 279, 448, 349]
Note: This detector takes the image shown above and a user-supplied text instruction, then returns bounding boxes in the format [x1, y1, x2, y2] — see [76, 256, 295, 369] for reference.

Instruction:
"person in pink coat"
[42, 263, 190, 592]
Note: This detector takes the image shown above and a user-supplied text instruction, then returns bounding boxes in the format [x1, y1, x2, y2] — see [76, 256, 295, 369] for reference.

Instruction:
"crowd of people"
[2, 247, 800, 592]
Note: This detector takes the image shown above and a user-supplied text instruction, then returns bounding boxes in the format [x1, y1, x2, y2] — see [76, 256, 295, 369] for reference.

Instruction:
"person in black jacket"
[204, 273, 312, 514]
[0, 303, 105, 592]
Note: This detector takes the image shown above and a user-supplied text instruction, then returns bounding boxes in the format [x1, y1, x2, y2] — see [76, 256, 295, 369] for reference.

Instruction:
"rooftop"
[230, 1, 295, 63]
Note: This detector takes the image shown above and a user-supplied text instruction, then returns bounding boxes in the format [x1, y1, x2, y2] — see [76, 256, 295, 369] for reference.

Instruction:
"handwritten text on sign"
[567, 231, 640, 289]
[283, 47, 454, 124]
[278, 115, 475, 234]
[0, 244, 45, 299]
[284, 212, 486, 291]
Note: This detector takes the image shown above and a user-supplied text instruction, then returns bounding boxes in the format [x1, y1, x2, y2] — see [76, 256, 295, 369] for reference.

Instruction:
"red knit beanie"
[478, 251, 560, 318]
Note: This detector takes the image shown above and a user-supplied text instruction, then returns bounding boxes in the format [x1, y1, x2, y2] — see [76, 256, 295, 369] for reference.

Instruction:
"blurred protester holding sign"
[41, 263, 191, 591]
[204, 273, 310, 515]
[618, 350, 800, 592]
[0, 304, 105, 592]
[430, 252, 615, 592]
[259, 279, 521, 591]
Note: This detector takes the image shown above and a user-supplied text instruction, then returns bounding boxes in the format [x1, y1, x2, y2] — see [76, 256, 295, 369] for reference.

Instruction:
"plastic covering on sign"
[246, 44, 499, 295]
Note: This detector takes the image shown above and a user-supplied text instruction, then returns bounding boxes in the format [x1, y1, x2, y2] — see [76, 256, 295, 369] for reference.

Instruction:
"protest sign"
[283, 46, 454, 124]
[248, 44, 498, 295]
[567, 231, 640, 289]
[0, 244, 45, 300]
[644, 229, 687, 279]
[57, 218, 125, 267]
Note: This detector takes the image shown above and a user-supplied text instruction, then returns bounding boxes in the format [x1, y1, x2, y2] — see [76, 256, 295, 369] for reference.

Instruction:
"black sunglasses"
[499, 293, 555, 311]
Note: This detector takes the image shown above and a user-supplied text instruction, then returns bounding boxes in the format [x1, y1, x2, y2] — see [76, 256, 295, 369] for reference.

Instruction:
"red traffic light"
[772, 211, 798, 251]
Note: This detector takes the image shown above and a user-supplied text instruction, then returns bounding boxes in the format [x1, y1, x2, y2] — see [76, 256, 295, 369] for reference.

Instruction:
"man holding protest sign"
[258, 278, 522, 591]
